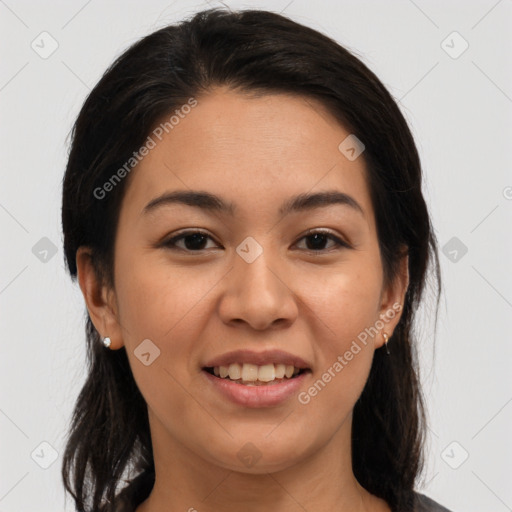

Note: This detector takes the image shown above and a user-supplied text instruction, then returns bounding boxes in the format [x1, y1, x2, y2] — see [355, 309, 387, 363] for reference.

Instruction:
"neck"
[136, 409, 389, 512]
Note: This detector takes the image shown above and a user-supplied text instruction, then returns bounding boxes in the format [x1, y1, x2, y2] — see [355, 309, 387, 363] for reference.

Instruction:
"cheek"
[295, 346, 373, 449]
[296, 278, 378, 433]
[114, 251, 221, 340]
[306, 259, 383, 346]
[113, 254, 217, 416]
[297, 256, 382, 406]
[113, 253, 224, 393]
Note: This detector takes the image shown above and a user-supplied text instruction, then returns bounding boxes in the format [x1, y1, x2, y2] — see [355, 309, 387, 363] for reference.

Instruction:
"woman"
[61, 8, 451, 512]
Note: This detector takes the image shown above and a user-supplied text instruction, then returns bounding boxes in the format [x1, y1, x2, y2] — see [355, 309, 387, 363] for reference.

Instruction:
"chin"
[201, 435, 313, 474]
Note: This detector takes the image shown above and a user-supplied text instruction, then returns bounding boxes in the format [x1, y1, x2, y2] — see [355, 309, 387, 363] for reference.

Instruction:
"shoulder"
[413, 491, 454, 512]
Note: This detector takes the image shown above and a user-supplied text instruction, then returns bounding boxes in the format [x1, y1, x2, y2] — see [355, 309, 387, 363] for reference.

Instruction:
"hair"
[61, 7, 441, 512]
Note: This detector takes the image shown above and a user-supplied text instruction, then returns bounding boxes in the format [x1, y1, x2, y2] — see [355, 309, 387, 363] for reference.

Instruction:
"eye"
[163, 229, 350, 253]
[294, 229, 351, 252]
[163, 230, 220, 252]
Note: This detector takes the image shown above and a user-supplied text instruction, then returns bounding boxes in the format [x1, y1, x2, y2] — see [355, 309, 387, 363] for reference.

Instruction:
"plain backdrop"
[1, 1, 511, 511]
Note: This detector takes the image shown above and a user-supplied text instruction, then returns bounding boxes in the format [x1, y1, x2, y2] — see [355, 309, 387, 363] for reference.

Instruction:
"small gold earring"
[383, 333, 390, 355]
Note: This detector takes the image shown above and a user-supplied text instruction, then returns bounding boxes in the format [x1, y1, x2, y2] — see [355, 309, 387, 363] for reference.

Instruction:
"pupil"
[185, 233, 207, 250]
[307, 233, 327, 250]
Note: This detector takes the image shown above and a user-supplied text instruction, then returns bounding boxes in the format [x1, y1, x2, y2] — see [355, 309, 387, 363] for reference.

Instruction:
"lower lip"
[202, 370, 310, 408]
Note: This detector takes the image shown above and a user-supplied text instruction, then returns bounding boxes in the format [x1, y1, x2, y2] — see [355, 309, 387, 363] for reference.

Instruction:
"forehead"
[120, 88, 374, 225]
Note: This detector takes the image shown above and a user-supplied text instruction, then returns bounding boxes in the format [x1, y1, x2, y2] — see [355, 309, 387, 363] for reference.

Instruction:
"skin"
[77, 87, 408, 512]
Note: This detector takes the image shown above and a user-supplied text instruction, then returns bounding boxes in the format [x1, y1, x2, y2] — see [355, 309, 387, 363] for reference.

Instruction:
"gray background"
[1, 1, 511, 511]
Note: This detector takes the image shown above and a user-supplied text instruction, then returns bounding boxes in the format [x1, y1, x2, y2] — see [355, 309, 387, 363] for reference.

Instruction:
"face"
[82, 87, 407, 474]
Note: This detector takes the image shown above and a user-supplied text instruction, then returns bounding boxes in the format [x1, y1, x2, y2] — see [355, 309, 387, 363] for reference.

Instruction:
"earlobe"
[76, 247, 122, 349]
[377, 249, 409, 349]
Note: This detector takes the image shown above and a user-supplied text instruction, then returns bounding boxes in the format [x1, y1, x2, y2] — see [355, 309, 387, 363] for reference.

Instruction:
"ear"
[375, 247, 409, 349]
[76, 247, 123, 349]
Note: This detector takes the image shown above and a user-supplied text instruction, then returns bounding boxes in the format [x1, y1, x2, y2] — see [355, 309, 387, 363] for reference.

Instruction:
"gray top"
[415, 492, 453, 512]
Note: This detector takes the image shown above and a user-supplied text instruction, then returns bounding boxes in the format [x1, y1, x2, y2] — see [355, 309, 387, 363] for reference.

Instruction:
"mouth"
[202, 363, 312, 386]
[201, 364, 312, 407]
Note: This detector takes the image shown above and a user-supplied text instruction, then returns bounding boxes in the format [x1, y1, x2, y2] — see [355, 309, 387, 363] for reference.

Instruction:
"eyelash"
[162, 229, 351, 253]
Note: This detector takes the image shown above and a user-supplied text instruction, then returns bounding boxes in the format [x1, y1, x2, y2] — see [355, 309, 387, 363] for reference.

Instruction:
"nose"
[217, 246, 298, 331]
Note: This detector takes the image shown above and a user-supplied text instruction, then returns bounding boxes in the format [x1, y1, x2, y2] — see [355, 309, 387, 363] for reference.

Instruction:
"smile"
[205, 362, 308, 384]
[202, 366, 312, 407]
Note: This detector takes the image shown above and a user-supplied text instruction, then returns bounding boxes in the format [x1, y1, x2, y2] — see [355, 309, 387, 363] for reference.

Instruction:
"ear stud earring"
[102, 336, 112, 348]
[383, 333, 390, 355]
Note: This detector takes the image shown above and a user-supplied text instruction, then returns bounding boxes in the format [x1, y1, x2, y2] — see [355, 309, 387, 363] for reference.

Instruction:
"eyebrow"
[142, 189, 365, 218]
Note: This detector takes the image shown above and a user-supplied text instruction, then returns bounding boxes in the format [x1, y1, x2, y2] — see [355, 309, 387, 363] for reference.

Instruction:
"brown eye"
[164, 231, 219, 251]
[162, 229, 350, 254]
[295, 230, 351, 252]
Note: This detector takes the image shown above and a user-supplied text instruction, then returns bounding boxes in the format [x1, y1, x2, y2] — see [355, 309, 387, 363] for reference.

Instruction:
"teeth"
[228, 363, 241, 380]
[211, 363, 303, 382]
[241, 364, 259, 381]
[258, 364, 275, 382]
[274, 364, 286, 379]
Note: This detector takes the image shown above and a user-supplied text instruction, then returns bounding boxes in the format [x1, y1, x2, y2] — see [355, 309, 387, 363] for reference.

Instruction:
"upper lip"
[203, 349, 311, 370]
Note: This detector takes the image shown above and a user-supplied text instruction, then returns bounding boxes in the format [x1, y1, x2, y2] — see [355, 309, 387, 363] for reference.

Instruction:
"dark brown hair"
[61, 7, 441, 512]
